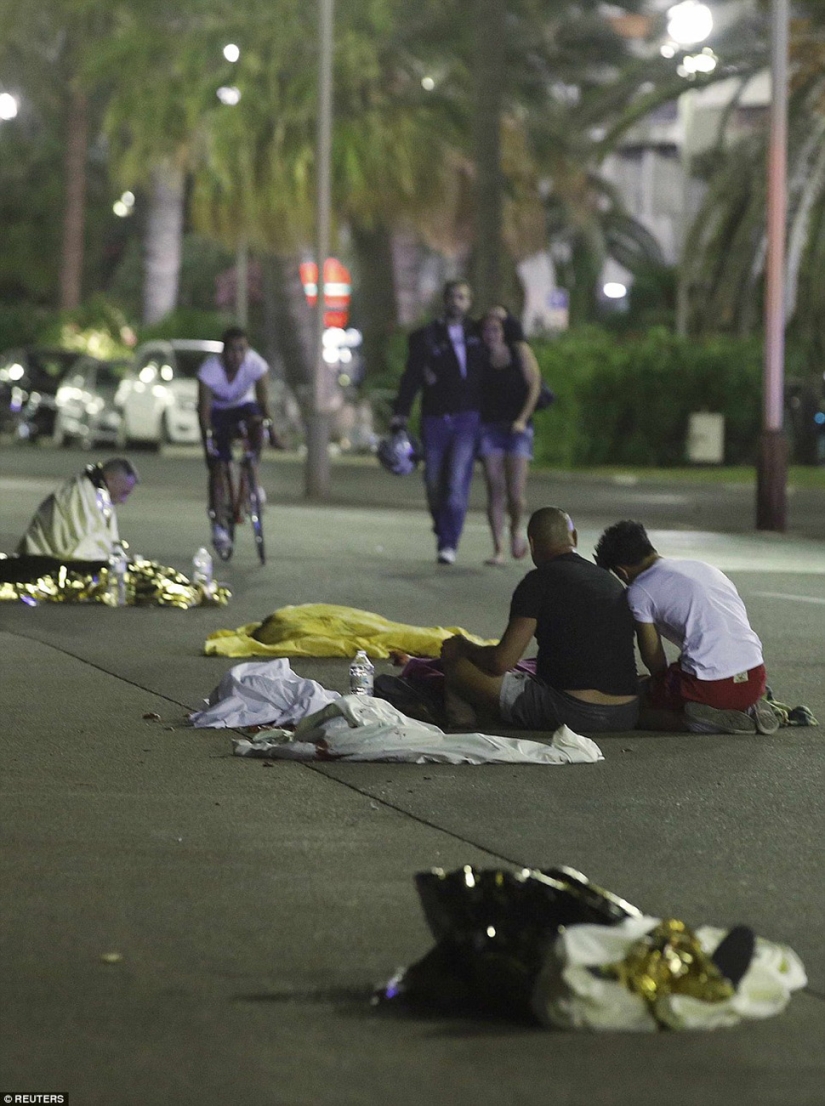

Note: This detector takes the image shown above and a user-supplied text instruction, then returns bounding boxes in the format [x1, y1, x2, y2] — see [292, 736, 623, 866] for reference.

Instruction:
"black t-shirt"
[480, 342, 529, 424]
[509, 552, 638, 694]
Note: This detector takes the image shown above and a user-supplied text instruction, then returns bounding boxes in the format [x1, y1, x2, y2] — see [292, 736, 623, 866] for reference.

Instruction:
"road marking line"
[752, 591, 825, 605]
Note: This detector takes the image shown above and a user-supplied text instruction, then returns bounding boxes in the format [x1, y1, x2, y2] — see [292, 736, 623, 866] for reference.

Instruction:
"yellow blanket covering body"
[204, 603, 496, 658]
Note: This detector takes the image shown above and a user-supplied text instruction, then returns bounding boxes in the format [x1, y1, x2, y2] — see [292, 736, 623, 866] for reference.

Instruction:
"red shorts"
[647, 661, 766, 713]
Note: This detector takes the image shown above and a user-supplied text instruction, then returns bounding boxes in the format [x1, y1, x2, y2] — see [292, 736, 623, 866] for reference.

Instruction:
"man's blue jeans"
[421, 411, 480, 552]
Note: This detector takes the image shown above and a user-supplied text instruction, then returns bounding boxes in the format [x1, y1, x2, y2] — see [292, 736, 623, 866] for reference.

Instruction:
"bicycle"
[211, 419, 266, 565]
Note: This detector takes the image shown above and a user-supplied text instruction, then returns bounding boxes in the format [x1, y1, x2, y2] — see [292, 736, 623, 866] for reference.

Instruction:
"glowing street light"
[217, 86, 241, 106]
[113, 190, 135, 217]
[678, 47, 718, 77]
[603, 282, 627, 299]
[667, 2, 713, 47]
[0, 91, 19, 120]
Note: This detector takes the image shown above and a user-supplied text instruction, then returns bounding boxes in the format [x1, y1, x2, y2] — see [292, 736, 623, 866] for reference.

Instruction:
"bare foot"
[444, 688, 478, 729]
[484, 553, 505, 566]
[511, 533, 528, 560]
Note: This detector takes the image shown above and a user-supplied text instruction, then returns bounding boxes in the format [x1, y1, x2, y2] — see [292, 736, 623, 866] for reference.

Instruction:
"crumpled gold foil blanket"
[607, 918, 734, 1010]
[0, 559, 230, 609]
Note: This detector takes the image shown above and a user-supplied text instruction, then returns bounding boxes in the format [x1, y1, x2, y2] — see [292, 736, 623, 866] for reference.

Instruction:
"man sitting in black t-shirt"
[440, 506, 640, 733]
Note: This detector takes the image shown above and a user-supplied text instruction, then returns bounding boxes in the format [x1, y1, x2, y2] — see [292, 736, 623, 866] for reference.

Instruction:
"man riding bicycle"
[197, 326, 280, 556]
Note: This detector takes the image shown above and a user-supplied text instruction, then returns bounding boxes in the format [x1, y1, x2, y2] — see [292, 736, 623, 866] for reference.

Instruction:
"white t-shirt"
[447, 321, 467, 377]
[627, 557, 763, 680]
[197, 349, 268, 410]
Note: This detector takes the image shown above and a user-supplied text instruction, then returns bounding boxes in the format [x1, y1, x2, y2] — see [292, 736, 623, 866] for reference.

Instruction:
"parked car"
[115, 339, 222, 448]
[53, 356, 130, 449]
[0, 347, 83, 440]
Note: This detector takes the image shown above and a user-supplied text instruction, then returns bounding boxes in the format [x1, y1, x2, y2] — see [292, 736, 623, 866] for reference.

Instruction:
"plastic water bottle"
[192, 546, 213, 593]
[108, 541, 128, 607]
[349, 650, 374, 696]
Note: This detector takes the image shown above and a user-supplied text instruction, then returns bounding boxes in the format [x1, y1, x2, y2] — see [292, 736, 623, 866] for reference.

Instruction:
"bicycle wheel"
[212, 462, 235, 562]
[244, 459, 266, 565]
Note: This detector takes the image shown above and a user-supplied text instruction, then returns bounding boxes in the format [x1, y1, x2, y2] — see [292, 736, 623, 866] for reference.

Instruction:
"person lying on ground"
[439, 506, 640, 733]
[16, 457, 139, 564]
[593, 519, 778, 735]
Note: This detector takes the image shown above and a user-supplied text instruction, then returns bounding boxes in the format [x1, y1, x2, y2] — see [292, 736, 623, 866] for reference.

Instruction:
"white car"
[53, 356, 129, 449]
[115, 339, 223, 448]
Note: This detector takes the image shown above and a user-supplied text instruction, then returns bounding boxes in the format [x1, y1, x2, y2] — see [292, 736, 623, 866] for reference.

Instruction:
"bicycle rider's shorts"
[211, 402, 261, 461]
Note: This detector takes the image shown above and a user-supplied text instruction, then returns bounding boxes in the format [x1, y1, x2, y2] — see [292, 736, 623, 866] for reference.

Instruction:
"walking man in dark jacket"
[391, 279, 485, 564]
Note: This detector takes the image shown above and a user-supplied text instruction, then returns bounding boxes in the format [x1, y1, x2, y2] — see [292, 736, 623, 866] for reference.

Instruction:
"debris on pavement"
[374, 865, 806, 1030]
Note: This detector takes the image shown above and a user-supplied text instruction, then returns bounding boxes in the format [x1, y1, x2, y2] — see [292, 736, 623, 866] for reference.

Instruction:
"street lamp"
[666, 4, 714, 338]
[305, 0, 334, 500]
[0, 91, 19, 120]
[666, 1, 713, 46]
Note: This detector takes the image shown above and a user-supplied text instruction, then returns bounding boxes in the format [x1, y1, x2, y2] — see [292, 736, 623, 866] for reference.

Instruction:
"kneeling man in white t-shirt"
[594, 519, 778, 735]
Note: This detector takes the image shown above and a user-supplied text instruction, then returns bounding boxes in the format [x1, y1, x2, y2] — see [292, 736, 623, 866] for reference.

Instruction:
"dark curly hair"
[594, 520, 656, 572]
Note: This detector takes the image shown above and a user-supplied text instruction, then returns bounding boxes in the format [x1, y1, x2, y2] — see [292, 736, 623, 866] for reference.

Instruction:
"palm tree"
[88, 0, 233, 324]
[189, 0, 461, 390]
[683, 10, 825, 353]
[0, 0, 116, 311]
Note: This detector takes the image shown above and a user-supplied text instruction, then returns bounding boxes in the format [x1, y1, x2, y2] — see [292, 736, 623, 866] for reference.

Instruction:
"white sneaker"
[211, 524, 232, 557]
[437, 547, 456, 565]
[684, 701, 756, 734]
[749, 699, 780, 735]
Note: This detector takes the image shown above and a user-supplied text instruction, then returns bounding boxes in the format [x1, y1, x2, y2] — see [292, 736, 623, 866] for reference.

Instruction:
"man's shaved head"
[527, 507, 576, 560]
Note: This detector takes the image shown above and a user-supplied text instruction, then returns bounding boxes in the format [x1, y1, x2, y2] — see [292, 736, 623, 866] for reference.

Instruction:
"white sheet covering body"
[189, 659, 340, 729]
[231, 692, 604, 765]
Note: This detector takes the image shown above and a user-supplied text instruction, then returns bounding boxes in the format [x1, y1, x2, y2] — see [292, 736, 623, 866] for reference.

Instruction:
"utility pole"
[472, 0, 504, 307]
[756, 0, 789, 531]
[305, 0, 334, 499]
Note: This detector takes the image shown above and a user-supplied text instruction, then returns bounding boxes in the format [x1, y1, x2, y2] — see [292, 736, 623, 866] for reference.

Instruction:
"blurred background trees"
[0, 0, 822, 461]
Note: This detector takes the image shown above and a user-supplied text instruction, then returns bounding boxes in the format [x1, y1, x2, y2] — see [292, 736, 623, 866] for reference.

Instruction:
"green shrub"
[0, 303, 52, 351]
[570, 330, 763, 465]
[137, 308, 234, 344]
[529, 327, 623, 467]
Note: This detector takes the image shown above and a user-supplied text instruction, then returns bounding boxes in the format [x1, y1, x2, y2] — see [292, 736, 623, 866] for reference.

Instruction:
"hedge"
[529, 328, 765, 467]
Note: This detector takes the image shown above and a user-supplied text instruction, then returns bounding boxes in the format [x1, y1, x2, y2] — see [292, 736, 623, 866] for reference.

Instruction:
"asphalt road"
[1, 443, 824, 1106]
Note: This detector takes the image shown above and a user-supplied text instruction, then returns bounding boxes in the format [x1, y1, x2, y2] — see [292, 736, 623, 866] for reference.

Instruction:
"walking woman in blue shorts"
[478, 310, 542, 565]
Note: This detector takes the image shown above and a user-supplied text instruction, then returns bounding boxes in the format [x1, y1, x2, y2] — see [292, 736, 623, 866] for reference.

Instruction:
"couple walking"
[391, 279, 543, 566]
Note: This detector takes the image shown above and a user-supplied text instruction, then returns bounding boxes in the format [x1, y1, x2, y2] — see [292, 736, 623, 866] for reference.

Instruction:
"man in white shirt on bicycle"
[197, 326, 279, 556]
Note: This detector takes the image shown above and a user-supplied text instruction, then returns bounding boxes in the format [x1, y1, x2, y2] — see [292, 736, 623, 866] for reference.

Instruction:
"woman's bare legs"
[504, 453, 530, 558]
[482, 453, 507, 564]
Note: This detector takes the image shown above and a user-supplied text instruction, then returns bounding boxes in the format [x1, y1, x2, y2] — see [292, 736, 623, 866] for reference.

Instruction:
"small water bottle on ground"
[349, 649, 374, 696]
[108, 541, 128, 607]
[192, 546, 214, 593]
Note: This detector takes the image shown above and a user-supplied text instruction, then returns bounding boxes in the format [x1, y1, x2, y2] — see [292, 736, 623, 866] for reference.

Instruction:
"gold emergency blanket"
[204, 602, 496, 658]
[0, 558, 230, 609]
[607, 918, 735, 1009]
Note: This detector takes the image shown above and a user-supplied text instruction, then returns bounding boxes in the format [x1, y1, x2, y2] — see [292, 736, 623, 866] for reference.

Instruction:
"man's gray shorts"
[500, 671, 639, 733]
